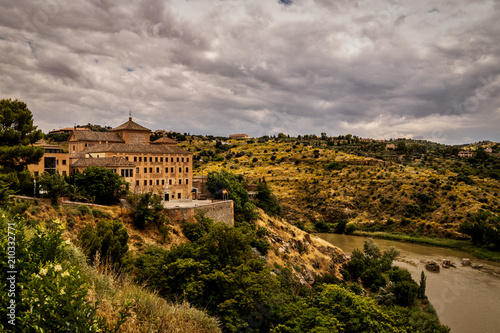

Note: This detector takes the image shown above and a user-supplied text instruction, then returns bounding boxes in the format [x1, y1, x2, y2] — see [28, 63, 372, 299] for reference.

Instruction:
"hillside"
[181, 135, 500, 253]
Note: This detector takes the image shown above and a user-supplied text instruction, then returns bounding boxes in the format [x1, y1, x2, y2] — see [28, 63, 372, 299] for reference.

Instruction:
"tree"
[70, 167, 128, 205]
[77, 220, 129, 268]
[0, 99, 43, 172]
[131, 192, 166, 229]
[206, 170, 257, 224]
[255, 181, 282, 216]
[418, 271, 427, 299]
[38, 172, 69, 205]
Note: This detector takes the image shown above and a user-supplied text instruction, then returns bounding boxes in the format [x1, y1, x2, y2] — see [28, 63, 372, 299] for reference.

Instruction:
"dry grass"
[69, 250, 222, 333]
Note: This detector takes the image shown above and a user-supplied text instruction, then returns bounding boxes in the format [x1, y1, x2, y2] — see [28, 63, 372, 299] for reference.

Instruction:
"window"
[121, 169, 133, 177]
[144, 180, 147, 186]
[125, 156, 129, 161]
[149, 167, 153, 173]
[136, 180, 139, 186]
[187, 158, 189, 162]
[169, 179, 172, 185]
[186, 167, 189, 173]
[136, 168, 139, 173]
[171, 167, 174, 173]
[177, 157, 179, 162]
[179, 179, 182, 184]
[139, 157, 142, 162]
[165, 168, 168, 173]
[134, 156, 137, 162]
[149, 180, 153, 185]
[160, 157, 163, 162]
[62, 160, 67, 165]
[162, 179, 165, 185]
[144, 167, 147, 173]
[178, 193, 181, 199]
[182, 157, 184, 162]
[171, 157, 174, 162]
[150, 157, 153, 162]
[85, 143, 88, 148]
[186, 179, 189, 185]
[156, 167, 160, 173]
[72, 145, 75, 152]
[156, 180, 160, 185]
[179, 167, 182, 173]
[155, 157, 158, 162]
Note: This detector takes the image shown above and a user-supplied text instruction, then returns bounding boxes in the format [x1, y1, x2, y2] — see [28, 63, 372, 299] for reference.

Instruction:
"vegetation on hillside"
[182, 134, 500, 257]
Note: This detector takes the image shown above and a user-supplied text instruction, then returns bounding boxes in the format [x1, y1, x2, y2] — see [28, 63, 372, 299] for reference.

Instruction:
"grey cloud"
[0, 0, 498, 144]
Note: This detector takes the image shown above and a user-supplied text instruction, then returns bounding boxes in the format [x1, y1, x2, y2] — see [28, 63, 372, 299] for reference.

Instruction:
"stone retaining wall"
[166, 200, 234, 226]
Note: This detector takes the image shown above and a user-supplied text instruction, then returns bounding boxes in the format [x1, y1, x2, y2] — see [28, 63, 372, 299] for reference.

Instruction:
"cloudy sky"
[1, 0, 499, 144]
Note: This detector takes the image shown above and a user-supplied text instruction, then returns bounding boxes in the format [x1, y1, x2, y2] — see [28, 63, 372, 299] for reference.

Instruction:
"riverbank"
[352, 231, 500, 262]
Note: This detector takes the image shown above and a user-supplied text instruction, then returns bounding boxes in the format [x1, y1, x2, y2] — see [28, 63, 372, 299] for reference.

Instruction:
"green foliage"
[77, 220, 129, 268]
[38, 172, 69, 205]
[273, 284, 399, 333]
[0, 99, 44, 173]
[181, 211, 214, 242]
[206, 170, 257, 224]
[324, 161, 345, 171]
[77, 204, 92, 216]
[0, 212, 125, 332]
[70, 167, 128, 205]
[459, 210, 500, 248]
[131, 192, 166, 229]
[418, 271, 427, 299]
[255, 181, 282, 216]
[347, 239, 400, 291]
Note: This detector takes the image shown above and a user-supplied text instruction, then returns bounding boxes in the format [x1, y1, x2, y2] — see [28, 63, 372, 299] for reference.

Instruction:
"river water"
[318, 233, 500, 333]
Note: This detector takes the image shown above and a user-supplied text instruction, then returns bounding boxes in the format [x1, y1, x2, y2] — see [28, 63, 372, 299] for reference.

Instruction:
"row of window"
[137, 167, 189, 174]
[135, 179, 189, 186]
[127, 156, 190, 163]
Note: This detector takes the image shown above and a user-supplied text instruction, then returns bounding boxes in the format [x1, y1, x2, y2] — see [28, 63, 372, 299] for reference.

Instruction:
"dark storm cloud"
[0, 0, 499, 143]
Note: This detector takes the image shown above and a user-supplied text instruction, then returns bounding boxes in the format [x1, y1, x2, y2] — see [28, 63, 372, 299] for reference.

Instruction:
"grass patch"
[353, 231, 500, 262]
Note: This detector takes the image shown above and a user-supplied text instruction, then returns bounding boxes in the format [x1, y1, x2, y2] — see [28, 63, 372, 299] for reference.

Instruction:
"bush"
[77, 220, 130, 269]
[92, 208, 112, 219]
[77, 205, 92, 216]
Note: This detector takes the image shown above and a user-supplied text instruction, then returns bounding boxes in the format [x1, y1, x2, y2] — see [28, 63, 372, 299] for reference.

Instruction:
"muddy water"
[318, 233, 500, 333]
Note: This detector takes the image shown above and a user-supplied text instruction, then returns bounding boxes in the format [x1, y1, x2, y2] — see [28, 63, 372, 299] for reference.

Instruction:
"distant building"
[229, 134, 250, 140]
[458, 151, 473, 158]
[386, 143, 396, 150]
[485, 147, 493, 153]
[49, 127, 90, 135]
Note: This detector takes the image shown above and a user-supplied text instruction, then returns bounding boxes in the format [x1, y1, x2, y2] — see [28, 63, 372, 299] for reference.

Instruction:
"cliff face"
[255, 210, 348, 285]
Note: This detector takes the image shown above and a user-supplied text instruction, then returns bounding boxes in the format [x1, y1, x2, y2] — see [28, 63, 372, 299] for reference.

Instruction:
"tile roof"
[111, 117, 151, 132]
[70, 131, 124, 143]
[72, 156, 135, 168]
[151, 137, 178, 145]
[83, 143, 191, 155]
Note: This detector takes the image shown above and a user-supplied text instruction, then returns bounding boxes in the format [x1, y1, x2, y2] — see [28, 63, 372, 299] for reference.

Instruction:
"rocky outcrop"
[256, 210, 348, 286]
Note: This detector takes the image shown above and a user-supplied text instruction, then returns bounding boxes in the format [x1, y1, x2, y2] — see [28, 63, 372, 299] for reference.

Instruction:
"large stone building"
[31, 117, 193, 201]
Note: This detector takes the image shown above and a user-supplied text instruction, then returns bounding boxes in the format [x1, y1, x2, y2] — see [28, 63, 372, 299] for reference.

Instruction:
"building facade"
[27, 140, 70, 176]
[30, 117, 193, 201]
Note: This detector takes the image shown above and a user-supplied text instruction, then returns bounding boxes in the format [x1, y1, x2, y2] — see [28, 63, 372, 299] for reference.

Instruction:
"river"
[318, 233, 500, 333]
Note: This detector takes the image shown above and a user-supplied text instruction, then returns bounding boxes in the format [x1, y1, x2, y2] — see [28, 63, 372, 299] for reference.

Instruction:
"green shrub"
[77, 220, 129, 269]
[92, 208, 111, 219]
[77, 205, 92, 216]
